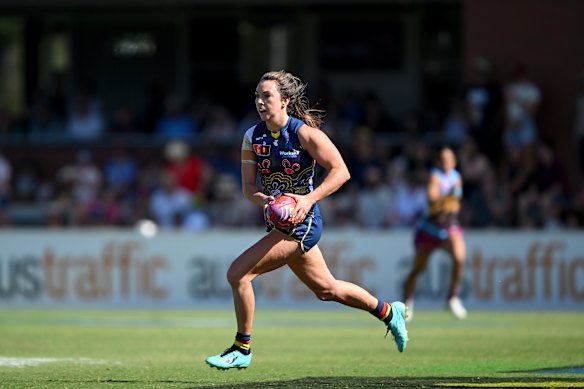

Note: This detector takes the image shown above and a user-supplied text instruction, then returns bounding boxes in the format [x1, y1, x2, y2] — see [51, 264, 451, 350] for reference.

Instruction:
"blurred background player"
[205, 70, 408, 370]
[403, 146, 467, 321]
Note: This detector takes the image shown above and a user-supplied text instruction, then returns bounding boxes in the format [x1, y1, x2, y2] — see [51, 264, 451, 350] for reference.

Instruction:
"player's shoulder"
[430, 167, 443, 177]
[243, 124, 256, 136]
[243, 122, 265, 138]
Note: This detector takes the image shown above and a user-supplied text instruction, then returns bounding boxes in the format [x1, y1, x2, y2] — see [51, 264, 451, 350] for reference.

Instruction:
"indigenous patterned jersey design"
[244, 117, 315, 197]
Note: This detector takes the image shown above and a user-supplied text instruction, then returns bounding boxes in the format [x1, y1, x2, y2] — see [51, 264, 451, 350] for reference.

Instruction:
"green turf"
[0, 309, 583, 388]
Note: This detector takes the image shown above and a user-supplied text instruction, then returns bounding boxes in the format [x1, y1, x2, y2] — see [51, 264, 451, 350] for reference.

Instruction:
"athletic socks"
[370, 300, 393, 325]
[232, 332, 251, 355]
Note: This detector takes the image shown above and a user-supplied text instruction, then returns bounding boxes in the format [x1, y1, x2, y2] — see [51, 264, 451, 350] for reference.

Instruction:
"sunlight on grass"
[0, 310, 583, 388]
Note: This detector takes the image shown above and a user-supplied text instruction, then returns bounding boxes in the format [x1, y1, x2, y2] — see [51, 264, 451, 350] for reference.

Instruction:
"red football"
[266, 195, 297, 229]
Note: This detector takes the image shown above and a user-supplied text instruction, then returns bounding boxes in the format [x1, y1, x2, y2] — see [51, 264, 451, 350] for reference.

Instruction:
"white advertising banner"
[0, 229, 583, 309]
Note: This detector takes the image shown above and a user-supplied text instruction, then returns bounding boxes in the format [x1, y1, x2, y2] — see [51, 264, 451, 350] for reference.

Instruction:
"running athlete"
[403, 146, 467, 321]
[205, 70, 408, 369]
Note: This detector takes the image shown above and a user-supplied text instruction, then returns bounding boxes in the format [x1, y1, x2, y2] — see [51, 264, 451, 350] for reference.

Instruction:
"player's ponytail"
[260, 70, 325, 128]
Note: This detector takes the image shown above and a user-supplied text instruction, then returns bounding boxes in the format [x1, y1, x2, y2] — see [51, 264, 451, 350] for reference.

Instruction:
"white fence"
[1, 229, 583, 309]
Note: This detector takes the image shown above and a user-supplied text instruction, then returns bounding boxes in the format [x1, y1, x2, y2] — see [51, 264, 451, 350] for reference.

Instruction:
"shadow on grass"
[190, 376, 584, 388]
[508, 365, 584, 375]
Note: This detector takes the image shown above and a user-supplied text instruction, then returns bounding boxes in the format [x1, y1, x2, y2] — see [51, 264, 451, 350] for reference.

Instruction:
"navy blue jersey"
[243, 117, 315, 197]
[242, 116, 322, 252]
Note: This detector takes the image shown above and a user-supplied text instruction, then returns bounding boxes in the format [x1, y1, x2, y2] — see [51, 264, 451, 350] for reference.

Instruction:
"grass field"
[0, 309, 583, 388]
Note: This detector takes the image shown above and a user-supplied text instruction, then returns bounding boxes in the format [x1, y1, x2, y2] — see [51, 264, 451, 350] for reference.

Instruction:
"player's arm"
[288, 125, 350, 223]
[241, 133, 273, 207]
[452, 177, 463, 198]
[427, 172, 442, 204]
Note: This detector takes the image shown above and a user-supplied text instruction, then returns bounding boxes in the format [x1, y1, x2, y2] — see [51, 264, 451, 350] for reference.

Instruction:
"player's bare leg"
[443, 234, 467, 319]
[403, 250, 431, 322]
[227, 232, 301, 333]
[288, 245, 408, 352]
[287, 245, 376, 310]
[206, 231, 299, 369]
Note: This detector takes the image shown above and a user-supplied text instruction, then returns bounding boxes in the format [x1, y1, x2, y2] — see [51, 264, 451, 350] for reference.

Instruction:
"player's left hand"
[285, 193, 313, 225]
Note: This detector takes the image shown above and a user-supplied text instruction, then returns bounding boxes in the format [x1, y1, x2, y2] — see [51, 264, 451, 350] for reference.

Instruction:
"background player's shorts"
[414, 220, 463, 253]
[272, 203, 323, 253]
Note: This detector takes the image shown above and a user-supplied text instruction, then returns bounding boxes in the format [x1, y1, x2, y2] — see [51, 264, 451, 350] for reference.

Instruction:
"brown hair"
[260, 70, 324, 128]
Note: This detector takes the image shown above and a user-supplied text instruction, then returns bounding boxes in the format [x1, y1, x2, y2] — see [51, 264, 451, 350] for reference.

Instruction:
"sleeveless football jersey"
[415, 167, 464, 246]
[243, 117, 315, 197]
[427, 167, 462, 218]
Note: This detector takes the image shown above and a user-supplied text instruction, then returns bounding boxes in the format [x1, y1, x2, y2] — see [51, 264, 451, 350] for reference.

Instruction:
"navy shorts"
[270, 203, 323, 253]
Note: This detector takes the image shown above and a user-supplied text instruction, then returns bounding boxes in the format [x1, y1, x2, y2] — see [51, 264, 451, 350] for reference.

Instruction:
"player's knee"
[226, 265, 244, 286]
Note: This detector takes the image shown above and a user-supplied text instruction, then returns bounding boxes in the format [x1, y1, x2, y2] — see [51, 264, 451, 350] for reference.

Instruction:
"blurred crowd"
[0, 58, 583, 231]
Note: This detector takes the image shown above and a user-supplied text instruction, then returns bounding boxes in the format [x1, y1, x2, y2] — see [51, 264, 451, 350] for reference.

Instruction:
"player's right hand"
[263, 196, 275, 229]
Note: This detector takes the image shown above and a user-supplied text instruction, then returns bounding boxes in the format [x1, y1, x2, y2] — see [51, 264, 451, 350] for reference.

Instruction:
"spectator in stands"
[87, 188, 124, 226]
[327, 181, 360, 229]
[56, 149, 102, 225]
[66, 86, 105, 142]
[502, 63, 541, 153]
[206, 145, 242, 186]
[103, 146, 138, 196]
[461, 56, 502, 158]
[402, 135, 431, 173]
[503, 146, 538, 227]
[12, 158, 41, 203]
[156, 95, 197, 140]
[355, 165, 393, 229]
[149, 170, 194, 230]
[346, 127, 382, 187]
[465, 167, 511, 227]
[337, 88, 364, 128]
[390, 169, 427, 228]
[442, 99, 469, 148]
[457, 136, 491, 201]
[320, 101, 354, 147]
[206, 173, 253, 228]
[533, 139, 570, 200]
[163, 139, 211, 199]
[529, 139, 571, 228]
[201, 104, 238, 145]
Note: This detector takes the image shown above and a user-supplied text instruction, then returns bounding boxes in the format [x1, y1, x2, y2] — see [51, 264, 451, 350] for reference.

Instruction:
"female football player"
[403, 146, 468, 322]
[205, 70, 408, 369]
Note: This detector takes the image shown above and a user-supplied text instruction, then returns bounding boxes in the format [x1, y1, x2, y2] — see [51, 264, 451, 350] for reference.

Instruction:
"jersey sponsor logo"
[279, 150, 300, 158]
[253, 144, 271, 156]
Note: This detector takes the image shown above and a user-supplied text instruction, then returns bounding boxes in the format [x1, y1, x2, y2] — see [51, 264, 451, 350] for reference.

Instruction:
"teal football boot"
[206, 347, 252, 370]
[387, 301, 409, 352]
